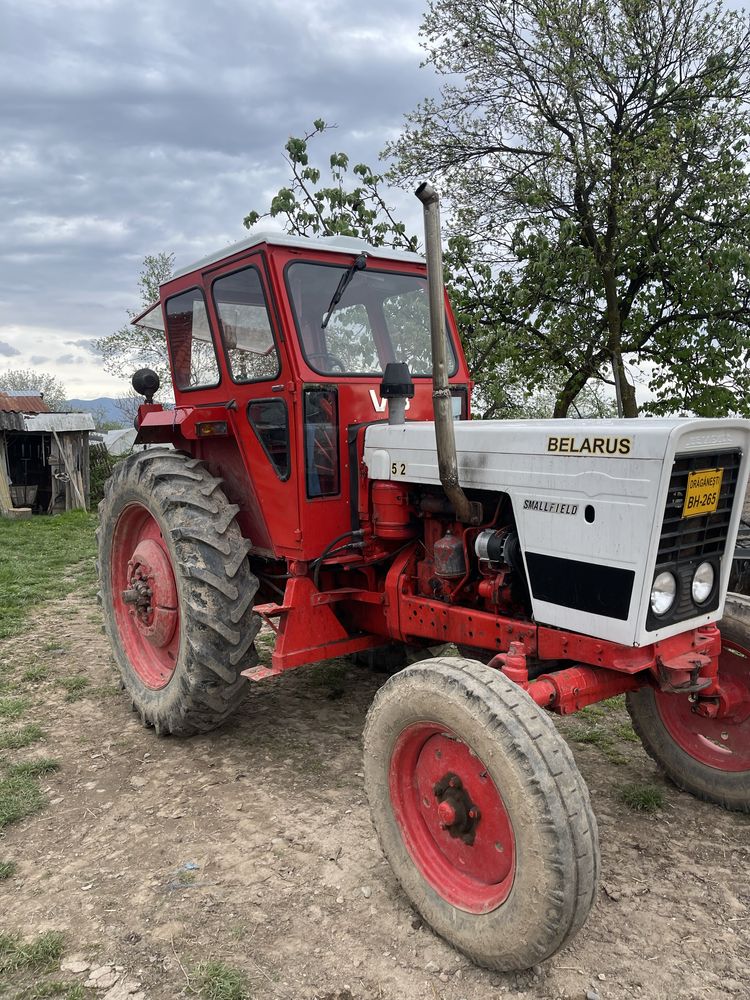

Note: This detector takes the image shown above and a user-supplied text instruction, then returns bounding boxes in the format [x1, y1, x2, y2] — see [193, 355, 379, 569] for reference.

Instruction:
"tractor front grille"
[647, 449, 742, 631]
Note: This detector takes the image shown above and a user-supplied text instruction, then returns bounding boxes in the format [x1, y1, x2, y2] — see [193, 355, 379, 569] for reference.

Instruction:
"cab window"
[165, 288, 221, 390]
[212, 267, 280, 383]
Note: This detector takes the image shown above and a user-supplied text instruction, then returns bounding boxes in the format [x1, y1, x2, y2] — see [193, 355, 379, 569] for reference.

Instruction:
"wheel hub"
[433, 772, 481, 844]
[123, 539, 178, 649]
[656, 638, 750, 772]
[389, 723, 516, 913]
[111, 504, 181, 690]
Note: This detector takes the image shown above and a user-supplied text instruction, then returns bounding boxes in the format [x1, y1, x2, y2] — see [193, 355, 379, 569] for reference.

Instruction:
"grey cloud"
[65, 339, 102, 354]
[30, 355, 50, 364]
[0, 1, 439, 389]
[0, 340, 21, 357]
[56, 354, 78, 365]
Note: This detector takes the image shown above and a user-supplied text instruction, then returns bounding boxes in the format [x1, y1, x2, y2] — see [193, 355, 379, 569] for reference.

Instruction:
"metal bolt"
[437, 801, 457, 826]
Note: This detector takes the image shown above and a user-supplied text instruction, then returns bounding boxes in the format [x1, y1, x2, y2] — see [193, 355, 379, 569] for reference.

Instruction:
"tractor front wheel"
[626, 594, 750, 812]
[98, 448, 260, 736]
[363, 656, 600, 971]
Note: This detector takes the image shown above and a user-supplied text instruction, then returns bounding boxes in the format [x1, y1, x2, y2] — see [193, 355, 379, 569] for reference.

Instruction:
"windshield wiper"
[321, 253, 368, 329]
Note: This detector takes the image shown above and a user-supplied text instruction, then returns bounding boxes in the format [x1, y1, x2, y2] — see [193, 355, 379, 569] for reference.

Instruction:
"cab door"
[206, 254, 301, 557]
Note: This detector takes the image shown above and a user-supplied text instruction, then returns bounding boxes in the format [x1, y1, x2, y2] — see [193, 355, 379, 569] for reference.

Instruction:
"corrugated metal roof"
[0, 392, 50, 414]
[23, 412, 95, 433]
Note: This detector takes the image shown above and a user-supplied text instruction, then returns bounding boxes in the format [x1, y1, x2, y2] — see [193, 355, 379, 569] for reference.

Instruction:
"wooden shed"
[0, 392, 95, 516]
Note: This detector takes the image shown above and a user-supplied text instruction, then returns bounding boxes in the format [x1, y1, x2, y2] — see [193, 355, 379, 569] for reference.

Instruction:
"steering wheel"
[307, 352, 346, 373]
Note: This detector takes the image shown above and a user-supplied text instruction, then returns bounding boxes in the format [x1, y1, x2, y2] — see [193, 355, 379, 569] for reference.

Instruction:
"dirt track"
[1, 589, 749, 1000]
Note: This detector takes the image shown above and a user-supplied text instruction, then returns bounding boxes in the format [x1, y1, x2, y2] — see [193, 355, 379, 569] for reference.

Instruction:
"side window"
[165, 289, 220, 390]
[247, 399, 290, 480]
[304, 388, 340, 498]
[212, 267, 280, 383]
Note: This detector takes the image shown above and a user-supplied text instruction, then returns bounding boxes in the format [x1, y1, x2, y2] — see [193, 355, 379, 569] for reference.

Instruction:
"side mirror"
[132, 368, 160, 404]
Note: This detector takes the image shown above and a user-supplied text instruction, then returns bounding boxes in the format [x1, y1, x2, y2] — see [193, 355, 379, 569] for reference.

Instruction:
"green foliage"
[8, 758, 60, 778]
[0, 931, 65, 974]
[94, 251, 175, 390]
[0, 696, 28, 720]
[0, 510, 96, 638]
[22, 665, 50, 683]
[0, 724, 44, 751]
[619, 782, 665, 812]
[197, 960, 252, 1000]
[57, 675, 90, 702]
[89, 443, 120, 507]
[244, 120, 419, 252]
[388, 0, 750, 416]
[0, 860, 17, 879]
[0, 369, 68, 411]
[0, 772, 44, 828]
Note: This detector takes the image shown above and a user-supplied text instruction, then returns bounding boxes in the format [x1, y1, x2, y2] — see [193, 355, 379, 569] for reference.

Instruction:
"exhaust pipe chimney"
[415, 181, 473, 523]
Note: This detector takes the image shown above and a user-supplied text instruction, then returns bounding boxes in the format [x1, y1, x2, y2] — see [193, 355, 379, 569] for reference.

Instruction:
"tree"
[95, 252, 175, 389]
[244, 120, 419, 251]
[244, 122, 584, 417]
[0, 369, 68, 410]
[387, 0, 750, 416]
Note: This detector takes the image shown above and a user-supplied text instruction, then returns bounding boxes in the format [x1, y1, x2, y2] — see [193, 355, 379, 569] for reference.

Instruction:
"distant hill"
[67, 397, 128, 427]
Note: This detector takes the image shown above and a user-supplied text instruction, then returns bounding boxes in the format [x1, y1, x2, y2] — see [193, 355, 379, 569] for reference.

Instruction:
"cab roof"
[171, 231, 425, 280]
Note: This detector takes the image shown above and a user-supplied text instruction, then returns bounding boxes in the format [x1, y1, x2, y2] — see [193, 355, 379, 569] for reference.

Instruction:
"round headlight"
[691, 562, 715, 604]
[651, 571, 677, 616]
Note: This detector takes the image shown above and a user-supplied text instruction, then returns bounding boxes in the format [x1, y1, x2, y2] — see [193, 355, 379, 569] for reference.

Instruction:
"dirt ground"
[1, 589, 749, 1000]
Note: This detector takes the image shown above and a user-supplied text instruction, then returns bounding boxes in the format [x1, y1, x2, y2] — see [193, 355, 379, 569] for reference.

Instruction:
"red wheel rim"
[656, 639, 750, 772]
[111, 503, 180, 690]
[389, 722, 516, 913]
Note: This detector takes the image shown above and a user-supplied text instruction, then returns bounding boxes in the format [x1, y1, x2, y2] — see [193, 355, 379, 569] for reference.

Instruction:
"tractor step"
[241, 663, 285, 682]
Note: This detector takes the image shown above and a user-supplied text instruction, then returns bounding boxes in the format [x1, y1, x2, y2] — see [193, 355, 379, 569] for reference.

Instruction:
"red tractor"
[99, 184, 750, 971]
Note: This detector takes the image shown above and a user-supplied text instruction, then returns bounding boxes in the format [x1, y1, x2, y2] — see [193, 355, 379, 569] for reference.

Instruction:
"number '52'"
[391, 462, 406, 475]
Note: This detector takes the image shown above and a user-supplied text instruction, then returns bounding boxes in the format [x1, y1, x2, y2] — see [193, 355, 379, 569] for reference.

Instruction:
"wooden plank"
[52, 430, 86, 510]
[0, 434, 13, 512]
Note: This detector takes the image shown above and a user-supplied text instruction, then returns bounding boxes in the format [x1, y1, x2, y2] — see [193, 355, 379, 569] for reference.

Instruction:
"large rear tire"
[363, 656, 599, 971]
[98, 448, 260, 736]
[626, 594, 750, 812]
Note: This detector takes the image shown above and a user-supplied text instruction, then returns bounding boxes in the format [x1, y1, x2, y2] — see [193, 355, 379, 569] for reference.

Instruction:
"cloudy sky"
[0, 0, 439, 399]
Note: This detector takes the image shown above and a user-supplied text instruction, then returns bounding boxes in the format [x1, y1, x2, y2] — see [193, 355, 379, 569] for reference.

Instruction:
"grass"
[0, 931, 65, 975]
[0, 860, 17, 879]
[15, 984, 87, 999]
[8, 758, 60, 778]
[197, 961, 252, 1000]
[613, 722, 640, 743]
[0, 510, 97, 639]
[0, 773, 45, 828]
[21, 665, 49, 682]
[619, 782, 665, 812]
[0, 723, 44, 750]
[58, 676, 90, 702]
[0, 696, 29, 719]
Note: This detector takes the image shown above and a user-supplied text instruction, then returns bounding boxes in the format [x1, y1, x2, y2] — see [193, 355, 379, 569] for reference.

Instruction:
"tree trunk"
[553, 369, 590, 417]
[603, 270, 639, 418]
[611, 350, 639, 417]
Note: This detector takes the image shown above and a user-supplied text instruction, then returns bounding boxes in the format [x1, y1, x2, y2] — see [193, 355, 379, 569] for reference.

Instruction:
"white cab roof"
[172, 231, 424, 280]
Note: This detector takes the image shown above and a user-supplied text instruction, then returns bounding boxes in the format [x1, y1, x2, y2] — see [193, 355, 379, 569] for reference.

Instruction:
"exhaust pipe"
[415, 181, 473, 523]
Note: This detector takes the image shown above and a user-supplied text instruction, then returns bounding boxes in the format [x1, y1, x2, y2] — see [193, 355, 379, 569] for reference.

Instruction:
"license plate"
[682, 468, 724, 519]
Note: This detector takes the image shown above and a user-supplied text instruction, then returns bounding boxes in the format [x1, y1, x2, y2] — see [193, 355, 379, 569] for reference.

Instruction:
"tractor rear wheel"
[98, 448, 260, 736]
[363, 656, 599, 971]
[626, 594, 750, 812]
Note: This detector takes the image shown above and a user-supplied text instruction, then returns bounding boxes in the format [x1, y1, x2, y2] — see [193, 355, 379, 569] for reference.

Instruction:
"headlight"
[691, 562, 715, 604]
[651, 571, 677, 616]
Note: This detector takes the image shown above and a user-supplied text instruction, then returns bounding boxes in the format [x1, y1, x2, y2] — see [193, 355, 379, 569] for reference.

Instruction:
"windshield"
[285, 261, 458, 377]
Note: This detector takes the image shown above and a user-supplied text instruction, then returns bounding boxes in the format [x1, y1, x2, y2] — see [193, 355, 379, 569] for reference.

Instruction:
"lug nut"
[437, 801, 456, 826]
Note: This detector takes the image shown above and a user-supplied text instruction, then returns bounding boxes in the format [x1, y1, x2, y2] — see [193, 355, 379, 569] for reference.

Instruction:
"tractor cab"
[133, 232, 471, 561]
